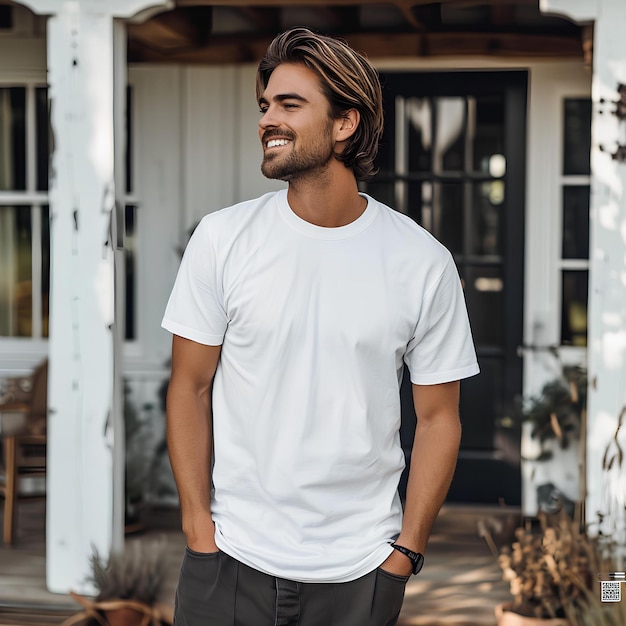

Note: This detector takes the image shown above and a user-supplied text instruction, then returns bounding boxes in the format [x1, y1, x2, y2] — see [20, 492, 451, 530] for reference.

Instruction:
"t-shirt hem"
[410, 362, 480, 385]
[161, 319, 224, 346]
[215, 537, 394, 584]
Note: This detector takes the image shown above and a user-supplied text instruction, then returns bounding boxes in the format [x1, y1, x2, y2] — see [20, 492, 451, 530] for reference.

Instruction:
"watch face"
[413, 553, 424, 575]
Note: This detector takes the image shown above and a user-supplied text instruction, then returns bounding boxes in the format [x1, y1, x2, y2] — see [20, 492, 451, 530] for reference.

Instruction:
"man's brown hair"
[257, 28, 384, 182]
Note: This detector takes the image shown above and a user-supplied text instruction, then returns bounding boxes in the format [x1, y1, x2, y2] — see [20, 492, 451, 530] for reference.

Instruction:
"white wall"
[127, 64, 285, 384]
[522, 61, 591, 515]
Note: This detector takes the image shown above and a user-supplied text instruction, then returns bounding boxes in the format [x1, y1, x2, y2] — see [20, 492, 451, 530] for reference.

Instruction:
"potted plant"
[484, 510, 599, 625]
[483, 511, 626, 626]
[522, 364, 587, 518]
[61, 540, 173, 626]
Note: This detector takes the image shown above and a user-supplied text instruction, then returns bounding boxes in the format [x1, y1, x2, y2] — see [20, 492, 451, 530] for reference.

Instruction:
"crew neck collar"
[276, 189, 378, 240]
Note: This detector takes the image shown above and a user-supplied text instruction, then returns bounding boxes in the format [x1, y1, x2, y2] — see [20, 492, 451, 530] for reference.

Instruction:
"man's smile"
[266, 138, 291, 149]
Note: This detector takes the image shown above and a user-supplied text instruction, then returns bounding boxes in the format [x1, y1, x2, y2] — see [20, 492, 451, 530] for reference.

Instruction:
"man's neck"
[286, 167, 365, 228]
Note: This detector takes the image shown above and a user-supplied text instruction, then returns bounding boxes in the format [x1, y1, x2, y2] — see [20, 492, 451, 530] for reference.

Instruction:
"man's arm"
[166, 334, 222, 553]
[380, 380, 462, 576]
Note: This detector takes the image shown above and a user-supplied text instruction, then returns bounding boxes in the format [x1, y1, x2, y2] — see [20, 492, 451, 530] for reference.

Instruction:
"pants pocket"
[370, 568, 408, 626]
[175, 548, 233, 626]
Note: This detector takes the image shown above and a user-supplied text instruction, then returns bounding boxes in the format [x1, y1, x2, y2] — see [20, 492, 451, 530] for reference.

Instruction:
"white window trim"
[0, 81, 48, 350]
[524, 63, 591, 390]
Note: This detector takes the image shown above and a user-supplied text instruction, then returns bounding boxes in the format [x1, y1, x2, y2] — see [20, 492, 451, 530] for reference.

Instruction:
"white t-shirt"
[162, 189, 479, 582]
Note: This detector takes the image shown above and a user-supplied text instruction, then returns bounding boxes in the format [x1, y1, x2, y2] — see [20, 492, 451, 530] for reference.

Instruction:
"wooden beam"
[408, 0, 537, 5]
[349, 31, 582, 58]
[128, 8, 212, 49]
[128, 30, 584, 64]
[312, 6, 360, 30]
[175, 0, 538, 6]
[128, 34, 272, 63]
[235, 6, 281, 31]
[491, 4, 516, 27]
[176, 0, 383, 5]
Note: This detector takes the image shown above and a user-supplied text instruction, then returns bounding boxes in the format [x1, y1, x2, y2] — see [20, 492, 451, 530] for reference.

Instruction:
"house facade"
[0, 0, 624, 593]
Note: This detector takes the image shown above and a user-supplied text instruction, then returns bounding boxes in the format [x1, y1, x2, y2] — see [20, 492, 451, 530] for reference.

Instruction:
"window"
[0, 86, 49, 338]
[0, 85, 136, 340]
[559, 98, 591, 347]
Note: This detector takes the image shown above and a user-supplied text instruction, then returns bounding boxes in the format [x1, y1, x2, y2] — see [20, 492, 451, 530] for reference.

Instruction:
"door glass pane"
[563, 99, 591, 175]
[41, 205, 50, 337]
[0, 88, 26, 191]
[436, 182, 464, 254]
[406, 97, 432, 173]
[375, 108, 394, 175]
[0, 206, 32, 336]
[36, 87, 49, 192]
[473, 94, 505, 174]
[405, 181, 424, 226]
[436, 97, 466, 172]
[462, 265, 504, 347]
[561, 270, 588, 346]
[364, 180, 396, 213]
[562, 186, 590, 259]
[471, 181, 504, 256]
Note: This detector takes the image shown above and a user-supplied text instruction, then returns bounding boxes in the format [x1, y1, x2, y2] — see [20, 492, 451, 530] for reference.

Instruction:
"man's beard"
[261, 130, 336, 182]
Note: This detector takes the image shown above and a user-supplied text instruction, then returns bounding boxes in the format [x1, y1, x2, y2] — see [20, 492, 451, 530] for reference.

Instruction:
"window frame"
[0, 76, 139, 362]
[557, 98, 591, 352]
[0, 80, 49, 346]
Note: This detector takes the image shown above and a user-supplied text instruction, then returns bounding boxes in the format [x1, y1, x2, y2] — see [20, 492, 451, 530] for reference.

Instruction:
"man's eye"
[284, 103, 298, 109]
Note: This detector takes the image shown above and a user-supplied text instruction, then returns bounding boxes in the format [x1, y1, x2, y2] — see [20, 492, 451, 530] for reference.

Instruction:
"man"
[162, 27, 479, 626]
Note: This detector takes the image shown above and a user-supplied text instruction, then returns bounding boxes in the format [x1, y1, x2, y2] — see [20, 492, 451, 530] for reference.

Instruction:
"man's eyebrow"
[259, 93, 310, 105]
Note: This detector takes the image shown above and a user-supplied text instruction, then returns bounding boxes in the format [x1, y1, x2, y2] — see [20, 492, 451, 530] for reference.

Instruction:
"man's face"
[258, 63, 338, 182]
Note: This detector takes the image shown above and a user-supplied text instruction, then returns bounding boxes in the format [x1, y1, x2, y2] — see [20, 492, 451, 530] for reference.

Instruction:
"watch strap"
[391, 543, 424, 575]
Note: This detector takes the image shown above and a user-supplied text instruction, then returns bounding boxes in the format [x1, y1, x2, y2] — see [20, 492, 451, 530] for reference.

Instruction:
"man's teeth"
[267, 139, 290, 148]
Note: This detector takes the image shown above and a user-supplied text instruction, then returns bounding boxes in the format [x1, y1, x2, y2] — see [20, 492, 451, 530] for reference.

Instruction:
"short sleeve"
[161, 216, 228, 345]
[404, 255, 479, 385]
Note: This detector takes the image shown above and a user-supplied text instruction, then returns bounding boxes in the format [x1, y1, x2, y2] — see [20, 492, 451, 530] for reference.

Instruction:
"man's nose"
[259, 106, 279, 130]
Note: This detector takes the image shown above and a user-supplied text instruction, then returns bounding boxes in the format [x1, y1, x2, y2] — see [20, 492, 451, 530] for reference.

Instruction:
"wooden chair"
[0, 360, 48, 545]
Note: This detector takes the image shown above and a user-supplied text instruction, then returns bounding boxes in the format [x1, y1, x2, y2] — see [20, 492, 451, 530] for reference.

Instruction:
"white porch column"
[542, 0, 626, 555]
[18, 0, 170, 594]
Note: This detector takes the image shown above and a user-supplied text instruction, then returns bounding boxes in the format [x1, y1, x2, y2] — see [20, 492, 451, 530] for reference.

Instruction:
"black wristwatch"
[391, 543, 425, 575]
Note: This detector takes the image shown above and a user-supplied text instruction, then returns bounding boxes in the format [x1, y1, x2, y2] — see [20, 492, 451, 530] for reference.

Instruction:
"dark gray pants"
[174, 548, 409, 626]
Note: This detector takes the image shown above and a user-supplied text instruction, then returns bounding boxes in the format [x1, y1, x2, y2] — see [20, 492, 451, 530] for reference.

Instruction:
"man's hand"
[184, 513, 220, 554]
[379, 548, 414, 578]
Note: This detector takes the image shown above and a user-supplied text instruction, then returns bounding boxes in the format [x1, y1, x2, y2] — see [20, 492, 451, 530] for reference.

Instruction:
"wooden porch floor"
[0, 500, 516, 626]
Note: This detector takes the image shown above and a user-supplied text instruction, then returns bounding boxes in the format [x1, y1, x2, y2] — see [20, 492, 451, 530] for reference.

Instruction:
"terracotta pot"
[104, 607, 148, 626]
[495, 603, 571, 626]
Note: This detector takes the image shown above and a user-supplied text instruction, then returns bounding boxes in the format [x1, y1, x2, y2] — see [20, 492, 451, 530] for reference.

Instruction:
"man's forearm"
[166, 383, 216, 547]
[397, 411, 462, 552]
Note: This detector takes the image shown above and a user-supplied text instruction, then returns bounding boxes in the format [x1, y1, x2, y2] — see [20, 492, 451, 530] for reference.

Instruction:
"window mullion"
[0, 192, 47, 204]
[394, 96, 408, 216]
[26, 84, 36, 192]
[27, 84, 43, 338]
[31, 203, 42, 339]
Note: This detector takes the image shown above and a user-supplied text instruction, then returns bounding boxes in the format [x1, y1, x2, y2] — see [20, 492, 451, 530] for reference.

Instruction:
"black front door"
[367, 71, 527, 505]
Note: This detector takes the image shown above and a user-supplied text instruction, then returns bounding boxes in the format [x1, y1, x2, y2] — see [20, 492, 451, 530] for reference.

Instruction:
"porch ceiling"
[127, 0, 589, 64]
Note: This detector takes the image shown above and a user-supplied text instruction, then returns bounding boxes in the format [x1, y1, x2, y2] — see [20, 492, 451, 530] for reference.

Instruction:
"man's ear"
[335, 109, 360, 143]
